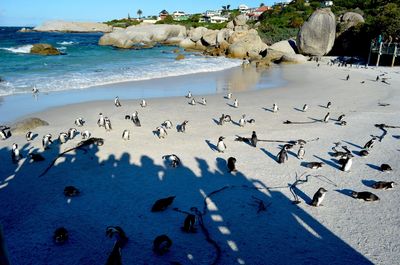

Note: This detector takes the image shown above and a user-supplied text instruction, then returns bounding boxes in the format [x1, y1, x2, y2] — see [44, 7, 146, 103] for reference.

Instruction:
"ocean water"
[0, 27, 242, 96]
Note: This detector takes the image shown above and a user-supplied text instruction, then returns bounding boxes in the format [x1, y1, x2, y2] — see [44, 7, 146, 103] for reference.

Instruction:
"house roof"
[255, 6, 270, 12]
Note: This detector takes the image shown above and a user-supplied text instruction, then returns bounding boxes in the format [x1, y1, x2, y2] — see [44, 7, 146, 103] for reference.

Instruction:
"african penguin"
[177, 120, 188, 133]
[372, 181, 395, 190]
[156, 126, 167, 139]
[326, 101, 332, 109]
[97, 113, 105, 127]
[26, 131, 34, 141]
[59, 132, 68, 144]
[227, 157, 237, 173]
[122, 130, 130, 140]
[217, 136, 226, 153]
[104, 117, 112, 132]
[239, 115, 246, 127]
[162, 154, 181, 168]
[162, 120, 173, 129]
[310, 188, 327, 207]
[351, 191, 379, 201]
[186, 91, 192, 99]
[140, 99, 147, 108]
[277, 145, 289, 164]
[131, 111, 141, 127]
[302, 104, 308, 112]
[11, 143, 22, 163]
[190, 98, 196, 106]
[74, 117, 85, 127]
[201, 97, 207, 105]
[42, 134, 53, 150]
[272, 103, 279, 113]
[323, 112, 330, 123]
[114, 96, 122, 107]
[363, 137, 377, 150]
[68, 128, 77, 139]
[233, 99, 238, 108]
[226, 93, 232, 99]
[250, 131, 258, 147]
[341, 154, 353, 172]
[81, 130, 91, 140]
[297, 145, 305, 160]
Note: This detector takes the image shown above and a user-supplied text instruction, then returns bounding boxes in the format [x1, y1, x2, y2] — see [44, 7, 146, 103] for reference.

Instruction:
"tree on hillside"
[260, 3, 265, 7]
[137, 9, 143, 19]
[227, 4, 231, 10]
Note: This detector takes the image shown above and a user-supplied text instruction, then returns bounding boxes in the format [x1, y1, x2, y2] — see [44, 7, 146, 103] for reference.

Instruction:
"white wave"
[57, 47, 67, 51]
[0, 44, 33, 54]
[57, 41, 76, 45]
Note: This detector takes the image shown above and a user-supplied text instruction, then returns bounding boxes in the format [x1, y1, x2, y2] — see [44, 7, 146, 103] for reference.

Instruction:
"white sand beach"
[0, 62, 399, 264]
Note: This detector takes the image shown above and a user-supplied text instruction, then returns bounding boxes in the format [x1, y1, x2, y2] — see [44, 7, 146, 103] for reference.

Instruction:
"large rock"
[30, 44, 61, 55]
[331, 12, 365, 55]
[297, 8, 336, 56]
[233, 15, 248, 26]
[179, 38, 206, 51]
[341, 12, 364, 28]
[227, 30, 268, 59]
[217, 29, 232, 44]
[99, 24, 187, 48]
[189, 27, 208, 42]
[269, 40, 297, 55]
[201, 30, 218, 46]
[11, 117, 49, 134]
[34, 20, 112, 33]
[281, 54, 307, 63]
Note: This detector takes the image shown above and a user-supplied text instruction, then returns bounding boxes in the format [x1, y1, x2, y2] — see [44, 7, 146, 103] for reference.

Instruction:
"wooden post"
[376, 42, 383, 67]
[391, 45, 397, 67]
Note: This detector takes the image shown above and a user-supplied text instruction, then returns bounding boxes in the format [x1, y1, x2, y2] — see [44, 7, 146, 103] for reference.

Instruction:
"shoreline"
[0, 62, 399, 264]
[0, 65, 284, 124]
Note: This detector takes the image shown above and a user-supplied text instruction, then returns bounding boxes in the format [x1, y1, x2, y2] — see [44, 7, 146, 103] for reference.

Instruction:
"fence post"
[391, 45, 397, 67]
[376, 42, 383, 67]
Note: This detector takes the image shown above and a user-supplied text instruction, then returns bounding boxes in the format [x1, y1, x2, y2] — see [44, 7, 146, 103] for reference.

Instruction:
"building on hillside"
[210, 16, 229, 23]
[273, 0, 292, 7]
[248, 6, 271, 20]
[158, 10, 169, 20]
[172, 11, 189, 21]
[204, 10, 222, 17]
[238, 4, 250, 14]
[199, 10, 227, 23]
[321, 1, 334, 7]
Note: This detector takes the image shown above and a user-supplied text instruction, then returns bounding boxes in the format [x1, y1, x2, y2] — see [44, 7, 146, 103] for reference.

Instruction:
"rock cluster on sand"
[33, 20, 113, 33]
[30, 44, 62, 56]
[297, 8, 336, 56]
[11, 117, 49, 134]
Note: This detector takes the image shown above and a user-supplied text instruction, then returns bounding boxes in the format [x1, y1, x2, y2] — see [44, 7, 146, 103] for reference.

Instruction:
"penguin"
[218, 114, 226, 125]
[11, 143, 22, 163]
[151, 196, 176, 212]
[42, 134, 53, 150]
[32, 86, 39, 94]
[153, 234, 172, 255]
[380, 164, 392, 172]
[68, 128, 77, 139]
[0, 128, 7, 140]
[177, 120, 188, 133]
[190, 98, 196, 106]
[217, 136, 226, 153]
[53, 227, 68, 244]
[302, 104, 308, 112]
[272, 103, 279, 113]
[122, 130, 130, 140]
[81, 130, 91, 140]
[124, 114, 131, 120]
[186, 91, 192, 98]
[346, 74, 350, 81]
[105, 240, 122, 265]
[372, 181, 395, 190]
[339, 120, 347, 126]
[59, 132, 68, 144]
[310, 188, 327, 207]
[227, 157, 237, 173]
[351, 191, 379, 201]
[326, 101, 332, 109]
[341, 154, 353, 172]
[224, 114, 232, 122]
[239, 115, 246, 127]
[26, 131, 34, 141]
[105, 117, 112, 132]
[162, 154, 181, 168]
[323, 112, 330, 123]
[297, 144, 305, 160]
[64, 186, 80, 197]
[182, 214, 196, 233]
[131, 111, 141, 127]
[337, 114, 345, 121]
[250, 131, 258, 147]
[233, 98, 238, 108]
[114, 96, 122, 107]
[140, 99, 147, 108]
[156, 126, 167, 139]
[162, 120, 173, 129]
[306, 162, 324, 169]
[376, 75, 380, 82]
[226, 93, 232, 99]
[363, 137, 377, 150]
[97, 113, 105, 127]
[277, 145, 289, 164]
[29, 152, 45, 162]
[201, 97, 207, 105]
[74, 117, 85, 127]
[247, 118, 256, 124]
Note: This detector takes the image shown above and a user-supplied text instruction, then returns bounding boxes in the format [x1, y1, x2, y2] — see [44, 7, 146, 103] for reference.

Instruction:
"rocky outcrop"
[297, 8, 336, 56]
[331, 12, 365, 55]
[227, 29, 268, 59]
[34, 20, 112, 33]
[340, 12, 364, 30]
[99, 24, 187, 49]
[30, 44, 61, 55]
[269, 40, 297, 55]
[11, 117, 49, 134]
[281, 54, 307, 64]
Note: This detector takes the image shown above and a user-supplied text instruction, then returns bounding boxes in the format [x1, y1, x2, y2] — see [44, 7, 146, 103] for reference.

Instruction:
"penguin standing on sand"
[201, 97, 207, 105]
[277, 145, 289, 164]
[162, 154, 181, 168]
[217, 136, 226, 153]
[226, 93, 232, 99]
[251, 131, 258, 147]
[233, 99, 238, 108]
[337, 114, 345, 121]
[131, 111, 141, 127]
[140, 99, 147, 108]
[177, 120, 188, 133]
[97, 113, 105, 127]
[341, 154, 353, 172]
[311, 188, 327, 207]
[114, 96, 122, 107]
[59, 132, 68, 144]
[81, 130, 91, 140]
[68, 128, 77, 139]
[302, 104, 308, 112]
[323, 112, 330, 123]
[105, 117, 112, 132]
[32, 85, 39, 94]
[239, 115, 246, 127]
[11, 143, 22, 163]
[122, 130, 130, 140]
[26, 131, 34, 141]
[42, 134, 53, 150]
[326, 101, 332, 109]
[346, 74, 350, 81]
[156, 126, 167, 139]
[162, 120, 173, 129]
[182, 214, 196, 233]
[363, 137, 377, 150]
[186, 91, 192, 98]
[227, 157, 237, 173]
[190, 98, 196, 106]
[75, 118, 85, 127]
[272, 103, 279, 113]
[297, 144, 305, 160]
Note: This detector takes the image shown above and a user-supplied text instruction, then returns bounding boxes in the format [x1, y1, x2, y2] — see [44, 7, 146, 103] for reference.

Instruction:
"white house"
[238, 4, 250, 14]
[204, 10, 222, 17]
[172, 11, 186, 18]
[210, 16, 229, 23]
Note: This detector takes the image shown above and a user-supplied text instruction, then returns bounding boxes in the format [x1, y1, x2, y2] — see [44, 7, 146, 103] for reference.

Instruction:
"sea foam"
[0, 44, 33, 54]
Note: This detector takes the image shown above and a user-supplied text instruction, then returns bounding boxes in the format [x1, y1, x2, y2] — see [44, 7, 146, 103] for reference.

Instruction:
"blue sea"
[0, 27, 242, 96]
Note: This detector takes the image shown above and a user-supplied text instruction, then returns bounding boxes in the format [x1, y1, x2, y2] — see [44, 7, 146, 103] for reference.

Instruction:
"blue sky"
[0, 0, 275, 26]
